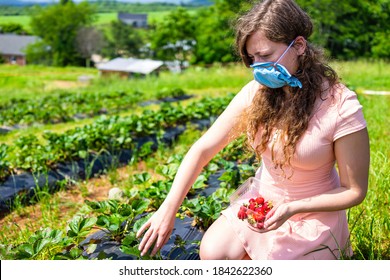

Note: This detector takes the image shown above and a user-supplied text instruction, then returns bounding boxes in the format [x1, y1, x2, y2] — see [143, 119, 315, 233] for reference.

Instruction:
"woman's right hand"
[136, 205, 177, 257]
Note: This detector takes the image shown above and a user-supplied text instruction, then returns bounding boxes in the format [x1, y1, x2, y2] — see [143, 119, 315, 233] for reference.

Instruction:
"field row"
[0, 87, 189, 128]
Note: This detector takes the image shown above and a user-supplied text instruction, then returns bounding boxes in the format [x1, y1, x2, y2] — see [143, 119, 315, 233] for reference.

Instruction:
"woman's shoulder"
[323, 83, 367, 141]
[234, 80, 260, 107]
[317, 83, 362, 110]
[328, 83, 359, 102]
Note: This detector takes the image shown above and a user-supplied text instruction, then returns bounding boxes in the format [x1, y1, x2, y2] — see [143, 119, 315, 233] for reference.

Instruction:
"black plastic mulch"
[0, 119, 211, 212]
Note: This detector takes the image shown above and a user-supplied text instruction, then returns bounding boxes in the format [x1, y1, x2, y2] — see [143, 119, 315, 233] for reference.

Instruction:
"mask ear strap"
[275, 39, 296, 65]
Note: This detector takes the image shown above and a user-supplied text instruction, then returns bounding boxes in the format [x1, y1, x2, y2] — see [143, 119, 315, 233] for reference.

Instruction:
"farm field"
[0, 61, 389, 260]
[0, 10, 193, 33]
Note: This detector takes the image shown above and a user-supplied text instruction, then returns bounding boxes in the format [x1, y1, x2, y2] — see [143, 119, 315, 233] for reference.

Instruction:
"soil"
[44, 80, 87, 91]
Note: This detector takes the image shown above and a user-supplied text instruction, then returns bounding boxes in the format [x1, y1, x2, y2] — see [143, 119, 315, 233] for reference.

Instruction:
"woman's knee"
[199, 215, 247, 260]
[199, 231, 225, 260]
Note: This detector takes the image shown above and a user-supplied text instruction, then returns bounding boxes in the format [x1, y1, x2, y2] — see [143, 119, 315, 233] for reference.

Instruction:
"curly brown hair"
[234, 0, 339, 173]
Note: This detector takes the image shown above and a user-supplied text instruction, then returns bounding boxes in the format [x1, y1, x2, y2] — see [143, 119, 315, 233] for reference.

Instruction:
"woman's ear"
[294, 36, 307, 56]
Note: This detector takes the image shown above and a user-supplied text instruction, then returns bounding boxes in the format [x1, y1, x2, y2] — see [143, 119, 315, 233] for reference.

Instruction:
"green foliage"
[0, 23, 29, 34]
[0, 144, 12, 181]
[297, 0, 390, 60]
[102, 20, 143, 59]
[193, 0, 390, 63]
[0, 2, 184, 16]
[0, 89, 140, 127]
[67, 216, 97, 239]
[13, 228, 64, 259]
[29, 1, 96, 66]
[25, 40, 53, 65]
[180, 187, 233, 230]
[372, 30, 390, 59]
[191, 6, 234, 64]
[85, 198, 150, 242]
[4, 215, 97, 260]
[150, 7, 196, 65]
[14, 135, 57, 173]
[2, 0, 390, 63]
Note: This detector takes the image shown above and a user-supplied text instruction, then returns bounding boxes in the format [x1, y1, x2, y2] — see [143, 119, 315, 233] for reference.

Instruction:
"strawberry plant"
[3, 216, 99, 260]
[14, 229, 64, 259]
[0, 89, 145, 127]
[85, 199, 150, 242]
[216, 159, 241, 189]
[119, 213, 161, 259]
[180, 194, 223, 230]
[139, 180, 172, 211]
[0, 144, 11, 181]
[155, 162, 179, 180]
[14, 135, 59, 172]
[1, 94, 234, 183]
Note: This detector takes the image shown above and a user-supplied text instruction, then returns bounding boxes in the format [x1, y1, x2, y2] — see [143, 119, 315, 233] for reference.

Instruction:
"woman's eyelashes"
[249, 54, 272, 63]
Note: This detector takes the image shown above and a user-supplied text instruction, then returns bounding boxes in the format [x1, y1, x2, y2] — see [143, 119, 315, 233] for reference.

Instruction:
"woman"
[137, 0, 369, 260]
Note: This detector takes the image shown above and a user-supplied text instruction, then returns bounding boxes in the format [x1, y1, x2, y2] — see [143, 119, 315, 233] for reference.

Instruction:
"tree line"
[2, 0, 388, 67]
[0, 1, 199, 16]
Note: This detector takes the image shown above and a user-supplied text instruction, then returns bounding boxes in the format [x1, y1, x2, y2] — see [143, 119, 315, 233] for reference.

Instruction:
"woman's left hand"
[248, 202, 295, 232]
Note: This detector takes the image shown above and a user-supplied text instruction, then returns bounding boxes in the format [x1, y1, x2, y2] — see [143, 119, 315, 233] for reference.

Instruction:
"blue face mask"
[250, 40, 302, 89]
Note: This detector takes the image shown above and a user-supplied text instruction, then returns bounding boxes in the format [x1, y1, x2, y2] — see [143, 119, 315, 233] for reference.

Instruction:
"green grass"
[0, 64, 98, 102]
[332, 60, 390, 91]
[348, 94, 390, 259]
[1, 59, 389, 103]
[0, 63, 252, 103]
[0, 15, 32, 32]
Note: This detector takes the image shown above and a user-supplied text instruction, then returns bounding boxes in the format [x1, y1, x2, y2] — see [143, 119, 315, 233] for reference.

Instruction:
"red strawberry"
[255, 196, 264, 205]
[257, 206, 266, 215]
[237, 209, 248, 220]
[256, 221, 265, 229]
[263, 201, 273, 212]
[252, 212, 265, 223]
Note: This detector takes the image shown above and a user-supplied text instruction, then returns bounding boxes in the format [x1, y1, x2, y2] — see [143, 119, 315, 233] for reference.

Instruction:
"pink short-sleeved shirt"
[221, 80, 367, 259]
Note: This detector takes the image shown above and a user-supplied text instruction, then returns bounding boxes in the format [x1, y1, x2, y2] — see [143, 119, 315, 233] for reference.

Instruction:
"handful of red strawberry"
[237, 195, 273, 229]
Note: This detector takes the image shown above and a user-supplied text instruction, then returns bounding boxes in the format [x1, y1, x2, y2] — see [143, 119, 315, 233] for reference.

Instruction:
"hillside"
[0, 0, 211, 6]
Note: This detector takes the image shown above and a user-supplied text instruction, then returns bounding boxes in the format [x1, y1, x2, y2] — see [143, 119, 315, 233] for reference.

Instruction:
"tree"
[0, 23, 29, 35]
[60, 0, 71, 5]
[25, 41, 53, 65]
[30, 1, 96, 66]
[150, 7, 196, 66]
[76, 27, 105, 67]
[371, 30, 390, 59]
[192, 0, 249, 65]
[102, 20, 143, 59]
[297, 0, 390, 60]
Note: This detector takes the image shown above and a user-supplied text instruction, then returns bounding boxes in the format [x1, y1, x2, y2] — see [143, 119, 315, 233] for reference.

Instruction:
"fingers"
[264, 210, 285, 230]
[136, 220, 150, 238]
[138, 220, 154, 254]
[137, 221, 153, 256]
[136, 213, 174, 258]
[150, 231, 170, 256]
[263, 217, 276, 230]
[265, 206, 276, 219]
[140, 228, 158, 257]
